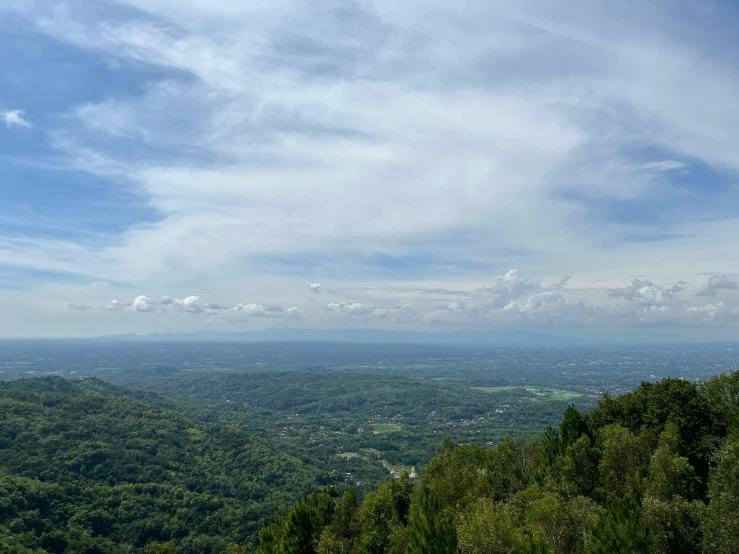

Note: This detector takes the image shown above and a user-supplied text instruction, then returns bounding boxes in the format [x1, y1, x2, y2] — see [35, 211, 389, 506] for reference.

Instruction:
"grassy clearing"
[471, 385, 584, 401]
[372, 423, 402, 434]
[336, 449, 412, 477]
[336, 452, 360, 459]
[379, 459, 412, 475]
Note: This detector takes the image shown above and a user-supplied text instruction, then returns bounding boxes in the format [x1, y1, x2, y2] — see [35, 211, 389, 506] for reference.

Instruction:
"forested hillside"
[103, 370, 593, 491]
[0, 377, 320, 552]
[3, 371, 738, 553]
[259, 372, 739, 554]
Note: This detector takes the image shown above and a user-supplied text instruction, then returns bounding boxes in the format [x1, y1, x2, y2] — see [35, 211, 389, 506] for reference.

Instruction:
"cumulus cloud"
[229, 303, 267, 317]
[470, 270, 540, 309]
[696, 275, 738, 297]
[307, 283, 322, 294]
[418, 271, 739, 328]
[502, 292, 568, 319]
[684, 302, 732, 324]
[325, 302, 376, 317]
[57, 275, 739, 333]
[1, 109, 31, 128]
[372, 304, 413, 319]
[131, 295, 156, 312]
[607, 279, 686, 307]
[161, 295, 204, 313]
[98, 295, 284, 316]
[423, 271, 562, 325]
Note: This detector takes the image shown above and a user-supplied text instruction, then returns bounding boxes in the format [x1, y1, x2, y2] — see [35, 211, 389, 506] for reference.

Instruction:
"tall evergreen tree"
[587, 499, 649, 554]
[407, 487, 457, 554]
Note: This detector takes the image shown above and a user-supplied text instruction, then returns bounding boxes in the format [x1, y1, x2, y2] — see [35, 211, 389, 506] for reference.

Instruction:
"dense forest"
[2, 370, 739, 552]
[257, 371, 739, 554]
[0, 377, 320, 552]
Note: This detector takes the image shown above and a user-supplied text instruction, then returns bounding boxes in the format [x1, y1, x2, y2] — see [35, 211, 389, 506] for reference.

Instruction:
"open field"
[372, 423, 402, 434]
[471, 385, 585, 401]
[336, 452, 360, 459]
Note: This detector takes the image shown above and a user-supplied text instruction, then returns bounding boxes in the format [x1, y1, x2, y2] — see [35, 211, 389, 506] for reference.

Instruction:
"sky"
[1, 0, 739, 339]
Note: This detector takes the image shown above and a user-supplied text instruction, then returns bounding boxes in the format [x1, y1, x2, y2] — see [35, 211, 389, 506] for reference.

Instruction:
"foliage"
[260, 373, 739, 554]
[0, 377, 319, 552]
[4, 367, 739, 554]
[586, 498, 649, 553]
[702, 442, 739, 553]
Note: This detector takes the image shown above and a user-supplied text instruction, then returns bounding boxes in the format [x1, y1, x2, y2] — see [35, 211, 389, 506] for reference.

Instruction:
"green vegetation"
[259, 371, 739, 553]
[5, 366, 739, 552]
[104, 370, 597, 490]
[373, 424, 403, 434]
[0, 377, 319, 552]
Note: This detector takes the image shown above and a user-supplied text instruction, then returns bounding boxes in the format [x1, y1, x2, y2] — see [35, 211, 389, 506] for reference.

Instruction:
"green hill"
[0, 377, 319, 553]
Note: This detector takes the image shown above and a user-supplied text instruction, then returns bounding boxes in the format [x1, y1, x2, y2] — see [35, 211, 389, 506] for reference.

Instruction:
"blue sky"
[1, 0, 739, 338]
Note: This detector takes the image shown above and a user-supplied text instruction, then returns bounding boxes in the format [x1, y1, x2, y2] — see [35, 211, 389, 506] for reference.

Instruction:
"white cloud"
[696, 275, 738, 297]
[469, 270, 541, 309]
[229, 303, 267, 317]
[1, 109, 31, 128]
[5, 1, 739, 337]
[684, 302, 731, 324]
[53, 269, 739, 334]
[161, 295, 204, 313]
[607, 279, 687, 307]
[130, 295, 155, 312]
[325, 302, 376, 317]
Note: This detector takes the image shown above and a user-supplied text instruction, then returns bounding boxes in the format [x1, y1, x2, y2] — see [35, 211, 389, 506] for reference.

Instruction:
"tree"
[316, 488, 359, 554]
[560, 405, 592, 449]
[646, 423, 700, 502]
[597, 425, 649, 502]
[144, 541, 177, 554]
[586, 499, 649, 554]
[38, 530, 69, 554]
[549, 435, 600, 498]
[278, 502, 320, 554]
[457, 499, 526, 554]
[407, 487, 457, 554]
[702, 441, 739, 554]
[592, 378, 723, 487]
[642, 495, 703, 554]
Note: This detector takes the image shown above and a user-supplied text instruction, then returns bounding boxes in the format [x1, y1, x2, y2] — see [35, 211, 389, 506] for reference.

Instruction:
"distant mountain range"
[87, 328, 595, 346]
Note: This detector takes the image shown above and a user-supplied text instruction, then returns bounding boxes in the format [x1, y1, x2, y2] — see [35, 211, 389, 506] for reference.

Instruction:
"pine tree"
[407, 487, 457, 554]
[278, 502, 320, 554]
[587, 498, 649, 554]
